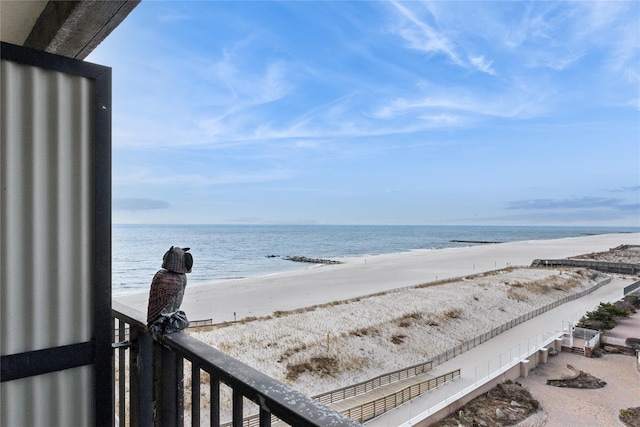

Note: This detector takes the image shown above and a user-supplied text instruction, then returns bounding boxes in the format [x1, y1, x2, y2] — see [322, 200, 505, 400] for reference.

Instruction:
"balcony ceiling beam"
[20, 0, 140, 59]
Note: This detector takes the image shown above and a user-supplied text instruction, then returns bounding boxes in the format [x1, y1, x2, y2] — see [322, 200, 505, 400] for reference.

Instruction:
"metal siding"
[0, 366, 93, 426]
[1, 59, 94, 425]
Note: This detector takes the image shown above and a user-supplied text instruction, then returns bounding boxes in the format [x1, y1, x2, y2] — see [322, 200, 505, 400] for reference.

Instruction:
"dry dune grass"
[191, 267, 600, 401]
[114, 266, 609, 424]
[571, 246, 640, 264]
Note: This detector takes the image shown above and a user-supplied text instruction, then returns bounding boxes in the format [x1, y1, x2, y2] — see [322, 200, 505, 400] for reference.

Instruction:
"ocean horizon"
[112, 224, 639, 296]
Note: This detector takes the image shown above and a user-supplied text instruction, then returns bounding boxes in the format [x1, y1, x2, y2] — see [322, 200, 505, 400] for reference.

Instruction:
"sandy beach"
[115, 232, 640, 425]
[116, 233, 640, 323]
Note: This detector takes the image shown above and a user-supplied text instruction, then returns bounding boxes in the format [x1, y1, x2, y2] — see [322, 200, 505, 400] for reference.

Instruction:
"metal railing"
[340, 369, 460, 424]
[112, 301, 362, 427]
[396, 330, 563, 427]
[531, 259, 639, 275]
[313, 360, 433, 406]
[220, 361, 437, 427]
[113, 318, 212, 340]
[624, 280, 640, 295]
[428, 276, 611, 368]
[220, 366, 458, 427]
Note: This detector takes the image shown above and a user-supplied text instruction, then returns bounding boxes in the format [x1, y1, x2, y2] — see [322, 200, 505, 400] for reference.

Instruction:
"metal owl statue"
[147, 246, 193, 335]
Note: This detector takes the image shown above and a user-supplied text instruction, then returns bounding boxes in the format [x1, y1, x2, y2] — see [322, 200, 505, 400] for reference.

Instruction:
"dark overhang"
[1, 0, 140, 59]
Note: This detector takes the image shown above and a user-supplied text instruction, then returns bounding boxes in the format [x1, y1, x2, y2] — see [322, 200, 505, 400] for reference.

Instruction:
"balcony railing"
[112, 301, 363, 427]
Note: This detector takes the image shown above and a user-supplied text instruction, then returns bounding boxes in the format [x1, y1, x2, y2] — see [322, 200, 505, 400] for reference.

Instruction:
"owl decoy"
[147, 246, 193, 334]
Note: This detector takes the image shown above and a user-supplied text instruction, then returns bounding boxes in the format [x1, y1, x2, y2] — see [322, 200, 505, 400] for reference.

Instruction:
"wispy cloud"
[157, 10, 191, 23]
[370, 88, 547, 122]
[537, 50, 586, 71]
[111, 53, 294, 149]
[107, 1, 636, 153]
[484, 209, 636, 225]
[92, 1, 639, 226]
[517, 2, 639, 77]
[610, 185, 640, 194]
[506, 196, 638, 212]
[468, 55, 496, 75]
[416, 113, 462, 126]
[115, 169, 292, 187]
[389, 0, 500, 76]
[389, 0, 462, 66]
[113, 198, 171, 211]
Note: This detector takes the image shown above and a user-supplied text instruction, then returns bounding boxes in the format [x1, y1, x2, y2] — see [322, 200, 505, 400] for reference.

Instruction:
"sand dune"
[191, 267, 608, 396]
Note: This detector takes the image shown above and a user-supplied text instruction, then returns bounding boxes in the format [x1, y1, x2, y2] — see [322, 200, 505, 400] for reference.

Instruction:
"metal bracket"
[112, 341, 133, 349]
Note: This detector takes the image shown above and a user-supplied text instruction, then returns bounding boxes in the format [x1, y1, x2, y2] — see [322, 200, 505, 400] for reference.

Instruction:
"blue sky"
[87, 1, 640, 226]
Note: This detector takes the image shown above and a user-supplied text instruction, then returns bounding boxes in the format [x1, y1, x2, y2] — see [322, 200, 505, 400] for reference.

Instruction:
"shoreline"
[115, 232, 640, 322]
[180, 240, 639, 424]
[112, 226, 640, 296]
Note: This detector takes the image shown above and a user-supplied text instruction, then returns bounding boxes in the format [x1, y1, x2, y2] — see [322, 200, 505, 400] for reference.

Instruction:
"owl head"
[162, 246, 193, 274]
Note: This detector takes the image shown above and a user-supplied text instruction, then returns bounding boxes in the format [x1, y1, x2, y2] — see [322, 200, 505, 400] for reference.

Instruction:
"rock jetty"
[284, 256, 342, 265]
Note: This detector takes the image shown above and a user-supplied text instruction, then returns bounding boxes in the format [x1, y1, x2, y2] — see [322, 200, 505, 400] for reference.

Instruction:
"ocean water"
[112, 224, 639, 296]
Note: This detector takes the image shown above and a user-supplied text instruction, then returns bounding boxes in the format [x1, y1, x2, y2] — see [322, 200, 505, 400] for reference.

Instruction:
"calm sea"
[112, 224, 639, 295]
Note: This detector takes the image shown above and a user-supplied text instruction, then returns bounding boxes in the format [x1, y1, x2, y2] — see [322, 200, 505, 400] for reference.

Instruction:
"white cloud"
[95, 1, 640, 226]
[539, 50, 586, 71]
[389, 0, 463, 66]
[370, 87, 547, 122]
[389, 2, 503, 76]
[157, 10, 191, 23]
[416, 113, 463, 127]
[115, 169, 292, 187]
[508, 2, 639, 78]
[624, 97, 640, 111]
[468, 55, 496, 75]
[110, 48, 295, 149]
[605, 20, 640, 82]
[113, 198, 171, 211]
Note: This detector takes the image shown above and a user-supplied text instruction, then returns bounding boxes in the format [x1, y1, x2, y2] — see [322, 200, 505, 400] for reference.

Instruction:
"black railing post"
[154, 341, 185, 427]
[232, 388, 243, 426]
[153, 342, 162, 427]
[118, 322, 127, 426]
[130, 330, 153, 427]
[192, 364, 201, 427]
[176, 355, 185, 427]
[259, 408, 272, 427]
[112, 317, 117, 427]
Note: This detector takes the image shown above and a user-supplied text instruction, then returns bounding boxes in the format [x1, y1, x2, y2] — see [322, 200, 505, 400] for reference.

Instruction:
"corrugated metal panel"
[1, 59, 94, 425]
[0, 366, 92, 426]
